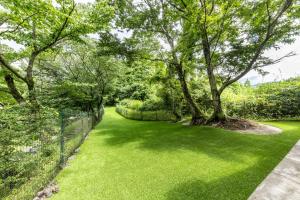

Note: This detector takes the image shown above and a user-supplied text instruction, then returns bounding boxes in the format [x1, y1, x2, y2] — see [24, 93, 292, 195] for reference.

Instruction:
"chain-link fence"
[0, 106, 104, 200]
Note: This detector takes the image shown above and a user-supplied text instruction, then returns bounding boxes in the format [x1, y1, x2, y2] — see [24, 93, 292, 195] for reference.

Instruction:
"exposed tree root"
[190, 117, 206, 125]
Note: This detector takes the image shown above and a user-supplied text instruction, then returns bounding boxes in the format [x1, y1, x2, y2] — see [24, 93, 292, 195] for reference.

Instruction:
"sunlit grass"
[51, 107, 300, 200]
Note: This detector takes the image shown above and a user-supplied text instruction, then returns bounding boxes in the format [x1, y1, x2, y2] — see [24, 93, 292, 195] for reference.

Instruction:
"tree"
[37, 40, 119, 122]
[0, 0, 92, 108]
[179, 0, 299, 122]
[115, 0, 206, 124]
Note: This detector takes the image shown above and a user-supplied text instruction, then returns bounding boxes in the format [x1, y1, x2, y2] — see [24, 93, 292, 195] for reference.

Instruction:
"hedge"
[116, 106, 176, 121]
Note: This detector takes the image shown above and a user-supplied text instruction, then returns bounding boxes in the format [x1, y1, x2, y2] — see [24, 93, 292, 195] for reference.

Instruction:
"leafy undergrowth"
[51, 107, 300, 200]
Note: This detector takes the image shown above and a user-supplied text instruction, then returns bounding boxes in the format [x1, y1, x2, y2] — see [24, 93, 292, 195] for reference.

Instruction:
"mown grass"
[51, 107, 300, 200]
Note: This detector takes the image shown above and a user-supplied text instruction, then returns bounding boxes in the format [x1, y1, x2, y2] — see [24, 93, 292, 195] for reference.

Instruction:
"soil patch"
[212, 118, 282, 135]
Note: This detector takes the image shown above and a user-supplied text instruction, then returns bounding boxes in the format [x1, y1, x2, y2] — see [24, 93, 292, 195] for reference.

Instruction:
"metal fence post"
[59, 110, 65, 167]
[81, 111, 84, 134]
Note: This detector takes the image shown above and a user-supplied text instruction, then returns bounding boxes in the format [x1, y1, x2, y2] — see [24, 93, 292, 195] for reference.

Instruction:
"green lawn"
[51, 107, 300, 200]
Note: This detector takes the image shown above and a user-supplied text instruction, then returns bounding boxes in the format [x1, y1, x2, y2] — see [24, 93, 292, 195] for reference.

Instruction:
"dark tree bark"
[205, 63, 226, 123]
[4, 74, 25, 104]
[26, 53, 40, 110]
[208, 90, 226, 123]
[174, 63, 206, 125]
[201, 34, 226, 123]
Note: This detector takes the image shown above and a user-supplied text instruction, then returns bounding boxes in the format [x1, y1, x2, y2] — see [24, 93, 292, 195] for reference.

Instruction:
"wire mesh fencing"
[0, 106, 104, 200]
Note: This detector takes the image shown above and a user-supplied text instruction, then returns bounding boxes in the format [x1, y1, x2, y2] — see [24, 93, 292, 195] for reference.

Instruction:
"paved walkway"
[249, 140, 300, 200]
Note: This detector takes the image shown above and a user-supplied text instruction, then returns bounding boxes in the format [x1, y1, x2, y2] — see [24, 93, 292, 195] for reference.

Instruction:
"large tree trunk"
[4, 74, 25, 104]
[209, 90, 226, 123]
[26, 53, 40, 110]
[26, 78, 39, 110]
[206, 67, 226, 123]
[201, 34, 226, 123]
[174, 63, 205, 125]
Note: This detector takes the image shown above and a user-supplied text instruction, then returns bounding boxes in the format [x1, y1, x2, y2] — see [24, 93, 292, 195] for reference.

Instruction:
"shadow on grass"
[94, 114, 297, 163]
[165, 163, 267, 200]
[91, 110, 300, 199]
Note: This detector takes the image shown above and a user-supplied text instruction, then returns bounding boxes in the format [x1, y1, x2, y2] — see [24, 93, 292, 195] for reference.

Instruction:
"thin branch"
[35, 1, 76, 55]
[0, 13, 37, 37]
[254, 51, 296, 68]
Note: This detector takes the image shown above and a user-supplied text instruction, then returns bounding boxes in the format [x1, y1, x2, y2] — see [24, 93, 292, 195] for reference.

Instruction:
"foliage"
[222, 78, 300, 119]
[0, 105, 58, 197]
[36, 41, 119, 114]
[1, 0, 300, 198]
[0, 106, 101, 200]
[116, 105, 176, 121]
[179, 0, 300, 121]
[118, 98, 171, 112]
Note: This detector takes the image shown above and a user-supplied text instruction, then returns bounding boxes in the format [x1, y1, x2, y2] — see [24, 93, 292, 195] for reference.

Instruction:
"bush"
[116, 106, 176, 121]
[118, 99, 143, 110]
[140, 98, 165, 111]
[1, 105, 102, 200]
[0, 105, 59, 198]
[222, 78, 300, 119]
[118, 98, 166, 112]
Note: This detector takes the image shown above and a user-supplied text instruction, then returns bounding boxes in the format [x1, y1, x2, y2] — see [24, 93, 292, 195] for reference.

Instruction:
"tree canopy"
[0, 0, 299, 120]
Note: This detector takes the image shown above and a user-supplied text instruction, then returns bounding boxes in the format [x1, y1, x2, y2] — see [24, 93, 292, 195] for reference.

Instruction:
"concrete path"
[248, 140, 300, 200]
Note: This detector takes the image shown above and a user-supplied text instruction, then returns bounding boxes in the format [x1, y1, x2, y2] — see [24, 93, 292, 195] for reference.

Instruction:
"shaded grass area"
[51, 107, 300, 200]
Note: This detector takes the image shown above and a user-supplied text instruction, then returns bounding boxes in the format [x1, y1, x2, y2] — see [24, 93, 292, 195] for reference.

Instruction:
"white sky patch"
[87, 33, 99, 40]
[0, 40, 24, 51]
[52, 0, 60, 8]
[242, 37, 300, 85]
[111, 29, 133, 40]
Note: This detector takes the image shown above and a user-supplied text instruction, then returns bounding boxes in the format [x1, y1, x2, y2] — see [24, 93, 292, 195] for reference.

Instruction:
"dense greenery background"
[0, 0, 299, 199]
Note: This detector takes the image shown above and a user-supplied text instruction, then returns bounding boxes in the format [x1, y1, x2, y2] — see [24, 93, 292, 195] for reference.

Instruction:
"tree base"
[190, 117, 206, 125]
[206, 112, 227, 125]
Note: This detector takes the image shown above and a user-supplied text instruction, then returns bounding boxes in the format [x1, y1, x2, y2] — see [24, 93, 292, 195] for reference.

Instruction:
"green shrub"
[0, 105, 59, 198]
[140, 98, 165, 111]
[118, 98, 168, 112]
[116, 106, 175, 121]
[118, 99, 143, 111]
[1, 105, 101, 200]
[222, 78, 300, 119]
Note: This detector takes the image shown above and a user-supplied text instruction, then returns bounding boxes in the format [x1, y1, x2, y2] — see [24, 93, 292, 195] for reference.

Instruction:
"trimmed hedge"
[116, 106, 176, 121]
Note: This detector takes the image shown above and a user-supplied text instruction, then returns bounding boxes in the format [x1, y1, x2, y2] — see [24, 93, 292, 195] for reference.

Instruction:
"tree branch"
[0, 55, 27, 82]
[35, 1, 76, 55]
[219, 0, 293, 94]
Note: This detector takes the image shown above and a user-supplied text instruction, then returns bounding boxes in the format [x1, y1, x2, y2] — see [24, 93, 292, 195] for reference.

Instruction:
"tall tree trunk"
[26, 53, 40, 110]
[4, 74, 25, 104]
[209, 89, 226, 123]
[206, 67, 226, 123]
[174, 63, 205, 125]
[201, 34, 226, 123]
[26, 78, 39, 110]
